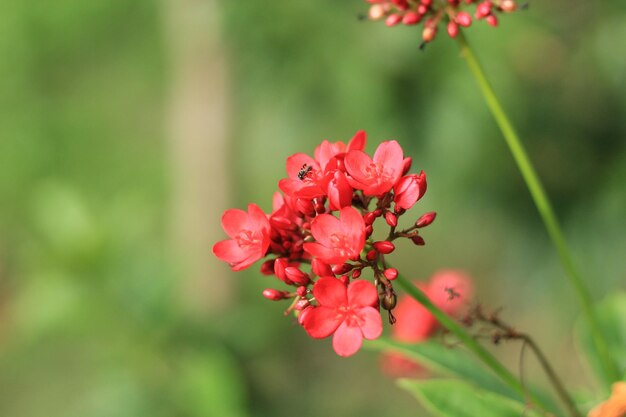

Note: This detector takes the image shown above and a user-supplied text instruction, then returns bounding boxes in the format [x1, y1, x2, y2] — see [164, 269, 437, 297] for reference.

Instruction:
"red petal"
[232, 249, 264, 271]
[347, 280, 378, 308]
[221, 209, 248, 238]
[302, 306, 342, 338]
[303, 242, 345, 265]
[212, 239, 246, 263]
[345, 150, 374, 183]
[358, 306, 383, 339]
[347, 130, 367, 152]
[271, 192, 285, 213]
[332, 321, 363, 357]
[313, 277, 347, 307]
[311, 213, 341, 247]
[285, 153, 319, 180]
[247, 203, 269, 232]
[372, 140, 403, 170]
[340, 207, 366, 254]
[314, 140, 339, 170]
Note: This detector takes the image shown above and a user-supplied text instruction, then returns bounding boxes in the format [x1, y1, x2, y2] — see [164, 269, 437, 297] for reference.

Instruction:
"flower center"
[236, 230, 261, 249]
[329, 233, 352, 256]
[339, 306, 364, 327]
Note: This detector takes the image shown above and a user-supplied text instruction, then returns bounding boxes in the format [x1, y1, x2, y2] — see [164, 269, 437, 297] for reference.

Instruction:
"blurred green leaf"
[398, 378, 543, 417]
[576, 292, 626, 388]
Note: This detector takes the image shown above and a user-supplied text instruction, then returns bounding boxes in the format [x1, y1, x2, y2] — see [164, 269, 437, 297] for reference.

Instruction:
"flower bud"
[486, 14, 498, 26]
[500, 0, 517, 12]
[294, 299, 310, 311]
[402, 157, 413, 175]
[366, 249, 378, 261]
[447, 21, 459, 38]
[417, 4, 428, 14]
[402, 12, 421, 25]
[365, 224, 374, 237]
[411, 235, 425, 246]
[385, 13, 402, 27]
[422, 26, 437, 43]
[384, 268, 399, 281]
[263, 288, 286, 301]
[476, 1, 492, 18]
[381, 292, 397, 310]
[285, 266, 310, 286]
[385, 212, 398, 227]
[296, 286, 308, 297]
[352, 269, 362, 279]
[368, 4, 386, 20]
[455, 11, 472, 27]
[373, 240, 395, 254]
[420, 0, 432, 5]
[295, 198, 315, 216]
[416, 211, 437, 228]
[260, 259, 275, 275]
[363, 211, 377, 225]
[332, 263, 353, 275]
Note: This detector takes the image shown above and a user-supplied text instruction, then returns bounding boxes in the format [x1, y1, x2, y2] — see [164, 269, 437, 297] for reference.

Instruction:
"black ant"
[444, 286, 460, 301]
[297, 164, 313, 181]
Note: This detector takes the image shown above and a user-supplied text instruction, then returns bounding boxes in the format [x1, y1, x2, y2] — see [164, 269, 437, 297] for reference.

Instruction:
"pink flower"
[302, 277, 383, 357]
[326, 170, 353, 210]
[394, 170, 427, 210]
[303, 207, 366, 265]
[345, 140, 404, 196]
[213, 204, 271, 271]
[278, 153, 325, 199]
[314, 130, 367, 170]
[427, 269, 474, 317]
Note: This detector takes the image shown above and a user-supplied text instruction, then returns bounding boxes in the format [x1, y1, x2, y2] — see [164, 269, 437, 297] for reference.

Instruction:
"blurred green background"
[0, 1, 625, 416]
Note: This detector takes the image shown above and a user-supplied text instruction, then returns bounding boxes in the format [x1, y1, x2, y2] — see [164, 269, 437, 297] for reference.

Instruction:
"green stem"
[394, 274, 553, 415]
[454, 30, 619, 387]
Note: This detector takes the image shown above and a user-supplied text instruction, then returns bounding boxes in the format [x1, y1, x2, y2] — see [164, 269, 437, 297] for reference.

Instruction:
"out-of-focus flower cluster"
[380, 270, 474, 377]
[365, 0, 521, 46]
[213, 131, 436, 356]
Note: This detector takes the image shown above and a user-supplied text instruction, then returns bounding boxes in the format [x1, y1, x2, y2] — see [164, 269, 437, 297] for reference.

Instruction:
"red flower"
[326, 170, 353, 210]
[302, 277, 383, 357]
[314, 130, 367, 170]
[278, 153, 325, 199]
[303, 207, 366, 265]
[345, 140, 404, 196]
[393, 170, 427, 210]
[213, 204, 271, 271]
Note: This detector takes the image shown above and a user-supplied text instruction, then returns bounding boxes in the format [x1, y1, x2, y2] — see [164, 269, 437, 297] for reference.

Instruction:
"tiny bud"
[260, 259, 275, 275]
[294, 299, 310, 311]
[422, 26, 437, 43]
[363, 211, 377, 225]
[381, 293, 397, 310]
[402, 157, 412, 175]
[486, 14, 498, 26]
[383, 268, 398, 281]
[385, 13, 402, 27]
[373, 209, 383, 217]
[366, 249, 378, 261]
[500, 0, 517, 12]
[455, 11, 472, 27]
[352, 269, 362, 279]
[263, 288, 286, 301]
[476, 1, 492, 18]
[417, 4, 428, 14]
[312, 258, 333, 277]
[332, 263, 353, 275]
[285, 267, 310, 286]
[411, 235, 426, 246]
[368, 4, 386, 20]
[447, 21, 459, 38]
[402, 12, 421, 25]
[339, 275, 350, 286]
[416, 211, 437, 228]
[373, 240, 395, 254]
[365, 224, 374, 237]
[385, 212, 398, 227]
[296, 286, 307, 297]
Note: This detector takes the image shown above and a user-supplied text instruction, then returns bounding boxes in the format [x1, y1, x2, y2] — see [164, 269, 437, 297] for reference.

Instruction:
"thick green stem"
[455, 30, 619, 387]
[394, 274, 553, 415]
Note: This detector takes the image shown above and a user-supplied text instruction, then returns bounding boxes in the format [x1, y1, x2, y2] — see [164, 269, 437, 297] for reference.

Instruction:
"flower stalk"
[454, 29, 619, 387]
[394, 273, 553, 415]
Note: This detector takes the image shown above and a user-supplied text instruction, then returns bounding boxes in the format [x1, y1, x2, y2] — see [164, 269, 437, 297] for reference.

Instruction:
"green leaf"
[398, 379, 544, 417]
[576, 292, 626, 388]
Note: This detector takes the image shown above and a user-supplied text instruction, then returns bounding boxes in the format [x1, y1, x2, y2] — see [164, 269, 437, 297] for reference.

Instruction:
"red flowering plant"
[214, 131, 436, 357]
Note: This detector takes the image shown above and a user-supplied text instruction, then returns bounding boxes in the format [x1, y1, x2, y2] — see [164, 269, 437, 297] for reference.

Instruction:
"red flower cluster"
[381, 270, 474, 377]
[213, 131, 435, 356]
[365, 0, 521, 47]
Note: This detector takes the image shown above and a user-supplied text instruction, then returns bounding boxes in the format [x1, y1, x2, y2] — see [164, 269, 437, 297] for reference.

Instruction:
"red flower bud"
[447, 21, 459, 38]
[260, 259, 275, 275]
[411, 235, 425, 246]
[384, 268, 399, 281]
[285, 267, 310, 286]
[417, 4, 428, 14]
[368, 4, 386, 20]
[373, 240, 395, 254]
[500, 0, 517, 12]
[420, 0, 432, 5]
[294, 299, 310, 311]
[296, 286, 308, 297]
[312, 258, 333, 277]
[363, 211, 377, 225]
[402, 12, 422, 25]
[263, 288, 286, 301]
[366, 249, 378, 261]
[385, 13, 402, 27]
[385, 212, 398, 227]
[455, 11, 472, 27]
[352, 269, 362, 279]
[416, 211, 437, 228]
[332, 263, 353, 275]
[476, 1, 492, 18]
[402, 157, 413, 175]
[486, 14, 498, 26]
[422, 26, 437, 43]
[365, 224, 374, 237]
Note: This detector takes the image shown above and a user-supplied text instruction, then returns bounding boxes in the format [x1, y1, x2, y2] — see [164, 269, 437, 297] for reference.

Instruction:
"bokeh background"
[0, 1, 625, 416]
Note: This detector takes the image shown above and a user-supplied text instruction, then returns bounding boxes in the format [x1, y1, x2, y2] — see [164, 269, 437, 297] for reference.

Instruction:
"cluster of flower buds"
[213, 131, 436, 356]
[365, 0, 522, 47]
[381, 270, 474, 377]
